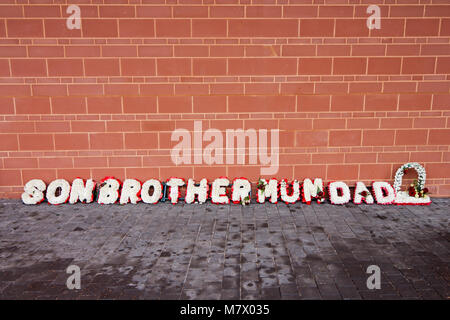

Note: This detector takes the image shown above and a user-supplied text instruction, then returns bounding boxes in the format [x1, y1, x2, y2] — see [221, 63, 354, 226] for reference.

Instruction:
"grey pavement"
[0, 199, 448, 300]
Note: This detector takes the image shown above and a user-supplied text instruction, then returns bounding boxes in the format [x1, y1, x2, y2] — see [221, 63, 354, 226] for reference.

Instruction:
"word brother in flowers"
[21, 177, 430, 206]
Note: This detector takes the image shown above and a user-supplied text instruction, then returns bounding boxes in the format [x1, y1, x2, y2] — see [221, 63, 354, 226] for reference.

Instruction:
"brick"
[66, 46, 100, 57]
[107, 120, 140, 132]
[158, 96, 192, 113]
[390, 5, 424, 17]
[333, 58, 366, 75]
[19, 134, 53, 151]
[82, 19, 118, 37]
[44, 19, 81, 37]
[0, 97, 14, 114]
[229, 58, 296, 75]
[298, 95, 330, 112]
[345, 153, 377, 164]
[0, 5, 23, 17]
[295, 131, 328, 147]
[318, 45, 351, 56]
[300, 19, 334, 37]
[102, 45, 137, 57]
[413, 117, 446, 129]
[386, 45, 420, 56]
[139, 45, 173, 57]
[193, 59, 227, 76]
[436, 57, 450, 74]
[104, 84, 139, 96]
[245, 45, 281, 57]
[156, 19, 190, 37]
[22, 169, 56, 183]
[298, 58, 332, 75]
[312, 153, 344, 164]
[125, 133, 158, 149]
[52, 97, 86, 114]
[109, 156, 142, 167]
[331, 95, 364, 111]
[35, 121, 70, 133]
[365, 94, 398, 111]
[0, 170, 21, 186]
[4, 158, 38, 169]
[368, 58, 401, 75]
[228, 96, 295, 113]
[429, 129, 450, 145]
[313, 119, 345, 130]
[84, 59, 120, 76]
[402, 57, 436, 74]
[406, 19, 440, 36]
[119, 19, 155, 37]
[157, 58, 191, 76]
[229, 19, 298, 37]
[399, 94, 432, 110]
[246, 5, 281, 17]
[370, 19, 405, 37]
[87, 97, 122, 114]
[432, 94, 450, 110]
[136, 5, 171, 17]
[74, 157, 107, 168]
[395, 130, 428, 145]
[283, 6, 318, 18]
[329, 130, 361, 147]
[55, 134, 89, 150]
[362, 130, 395, 146]
[283, 45, 316, 56]
[210, 6, 244, 17]
[174, 45, 208, 57]
[0, 46, 26, 57]
[71, 121, 105, 132]
[29, 46, 64, 57]
[192, 19, 227, 37]
[15, 97, 50, 114]
[48, 59, 84, 76]
[90, 133, 124, 150]
[99, 5, 135, 17]
[327, 164, 359, 180]
[381, 118, 413, 129]
[0, 134, 18, 151]
[335, 19, 369, 37]
[121, 58, 155, 76]
[193, 96, 227, 113]
[359, 164, 392, 180]
[0, 59, 9, 77]
[7, 19, 43, 37]
[294, 165, 326, 179]
[141, 120, 175, 132]
[174, 6, 208, 17]
[39, 157, 73, 169]
[11, 59, 46, 77]
[123, 96, 157, 114]
[319, 5, 353, 17]
[210, 45, 244, 57]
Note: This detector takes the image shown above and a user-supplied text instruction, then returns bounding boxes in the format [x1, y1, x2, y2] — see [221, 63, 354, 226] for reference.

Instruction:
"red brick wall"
[0, 1, 449, 198]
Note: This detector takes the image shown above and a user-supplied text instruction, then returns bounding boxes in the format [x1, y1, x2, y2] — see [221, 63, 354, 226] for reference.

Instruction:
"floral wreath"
[393, 162, 426, 193]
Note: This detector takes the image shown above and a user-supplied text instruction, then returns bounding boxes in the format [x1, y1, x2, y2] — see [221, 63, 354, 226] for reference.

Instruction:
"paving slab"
[0, 199, 448, 300]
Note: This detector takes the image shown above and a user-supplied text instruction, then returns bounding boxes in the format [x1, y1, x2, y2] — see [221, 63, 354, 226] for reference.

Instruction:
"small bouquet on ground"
[407, 179, 429, 199]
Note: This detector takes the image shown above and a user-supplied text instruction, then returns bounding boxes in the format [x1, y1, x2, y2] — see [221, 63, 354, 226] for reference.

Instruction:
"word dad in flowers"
[21, 163, 430, 206]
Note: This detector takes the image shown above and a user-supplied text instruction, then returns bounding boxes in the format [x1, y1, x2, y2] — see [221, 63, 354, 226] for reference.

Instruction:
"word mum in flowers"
[21, 176, 430, 206]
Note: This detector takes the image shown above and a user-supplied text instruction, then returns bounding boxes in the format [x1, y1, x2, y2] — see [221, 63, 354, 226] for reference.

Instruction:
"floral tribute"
[393, 162, 431, 205]
[21, 164, 431, 206]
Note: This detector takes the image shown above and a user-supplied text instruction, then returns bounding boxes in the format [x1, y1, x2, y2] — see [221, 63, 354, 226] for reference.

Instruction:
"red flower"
[408, 186, 416, 197]
[423, 188, 429, 194]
